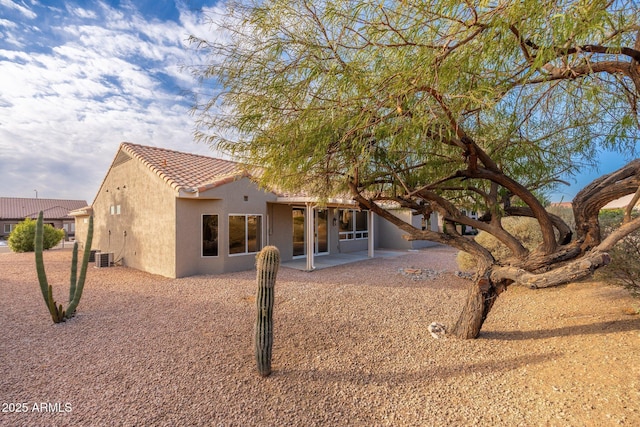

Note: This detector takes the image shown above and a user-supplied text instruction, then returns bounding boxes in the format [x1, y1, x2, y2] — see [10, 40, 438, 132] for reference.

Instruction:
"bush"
[546, 205, 576, 233]
[596, 209, 640, 296]
[457, 216, 543, 271]
[8, 218, 64, 252]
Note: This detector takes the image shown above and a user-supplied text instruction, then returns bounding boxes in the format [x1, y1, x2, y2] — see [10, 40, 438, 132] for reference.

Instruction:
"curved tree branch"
[348, 180, 496, 269]
[505, 206, 573, 245]
[491, 249, 611, 289]
[457, 168, 558, 254]
[597, 215, 640, 251]
[573, 159, 640, 248]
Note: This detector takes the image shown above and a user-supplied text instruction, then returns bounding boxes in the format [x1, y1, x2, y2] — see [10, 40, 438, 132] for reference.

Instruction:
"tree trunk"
[452, 276, 505, 339]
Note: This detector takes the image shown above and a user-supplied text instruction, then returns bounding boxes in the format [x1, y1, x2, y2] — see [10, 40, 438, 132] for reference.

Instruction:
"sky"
[0, 1, 637, 205]
[0, 0, 223, 203]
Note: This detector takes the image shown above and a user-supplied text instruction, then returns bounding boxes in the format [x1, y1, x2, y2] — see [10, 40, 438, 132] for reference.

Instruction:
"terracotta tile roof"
[120, 143, 251, 192]
[0, 197, 89, 220]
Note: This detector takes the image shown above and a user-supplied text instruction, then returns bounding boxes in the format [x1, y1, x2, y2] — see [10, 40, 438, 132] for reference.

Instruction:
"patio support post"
[305, 203, 315, 271]
[368, 210, 375, 258]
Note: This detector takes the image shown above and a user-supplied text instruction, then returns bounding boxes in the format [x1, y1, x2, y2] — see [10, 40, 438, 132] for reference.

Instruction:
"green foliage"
[8, 217, 64, 252]
[191, 0, 639, 201]
[34, 211, 94, 323]
[596, 209, 640, 295]
[255, 245, 280, 377]
[457, 217, 543, 271]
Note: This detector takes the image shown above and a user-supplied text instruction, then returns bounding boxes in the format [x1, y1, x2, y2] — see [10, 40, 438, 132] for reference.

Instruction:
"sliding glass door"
[292, 207, 329, 257]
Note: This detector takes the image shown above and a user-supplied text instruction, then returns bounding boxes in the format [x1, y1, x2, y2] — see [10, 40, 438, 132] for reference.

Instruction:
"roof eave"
[274, 196, 357, 207]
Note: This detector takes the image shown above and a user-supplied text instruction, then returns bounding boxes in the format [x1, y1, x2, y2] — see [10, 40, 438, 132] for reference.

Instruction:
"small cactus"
[34, 211, 94, 323]
[254, 246, 280, 377]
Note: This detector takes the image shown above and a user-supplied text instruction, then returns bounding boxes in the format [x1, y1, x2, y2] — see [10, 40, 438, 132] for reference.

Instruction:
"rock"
[427, 322, 447, 339]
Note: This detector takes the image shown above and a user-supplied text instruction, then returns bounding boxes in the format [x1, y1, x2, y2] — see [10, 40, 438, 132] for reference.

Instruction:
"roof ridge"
[118, 142, 249, 193]
[0, 197, 86, 202]
[120, 142, 239, 166]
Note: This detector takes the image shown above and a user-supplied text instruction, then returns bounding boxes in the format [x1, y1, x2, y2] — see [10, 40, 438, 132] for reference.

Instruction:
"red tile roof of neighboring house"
[119, 142, 251, 193]
[0, 197, 89, 220]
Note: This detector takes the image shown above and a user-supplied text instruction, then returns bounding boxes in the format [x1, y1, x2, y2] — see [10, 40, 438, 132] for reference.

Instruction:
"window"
[202, 215, 219, 257]
[229, 214, 262, 255]
[4, 224, 16, 234]
[63, 223, 75, 234]
[339, 209, 369, 240]
[110, 205, 121, 215]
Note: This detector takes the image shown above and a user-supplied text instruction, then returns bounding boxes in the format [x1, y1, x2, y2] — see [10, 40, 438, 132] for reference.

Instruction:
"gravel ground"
[1, 246, 639, 426]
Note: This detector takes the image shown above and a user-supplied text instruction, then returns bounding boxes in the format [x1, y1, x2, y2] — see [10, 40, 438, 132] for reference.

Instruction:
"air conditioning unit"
[95, 252, 114, 268]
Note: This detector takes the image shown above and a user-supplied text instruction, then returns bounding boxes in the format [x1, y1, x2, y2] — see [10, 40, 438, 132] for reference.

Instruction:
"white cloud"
[69, 6, 97, 20]
[0, 0, 37, 19]
[0, 1, 225, 202]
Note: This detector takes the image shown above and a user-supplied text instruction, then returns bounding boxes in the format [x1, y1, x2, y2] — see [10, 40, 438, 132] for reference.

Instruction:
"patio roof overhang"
[270, 198, 375, 272]
[273, 196, 357, 208]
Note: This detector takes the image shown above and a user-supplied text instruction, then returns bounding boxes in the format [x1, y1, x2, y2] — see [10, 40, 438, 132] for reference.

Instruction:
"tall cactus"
[66, 213, 93, 318]
[34, 211, 94, 323]
[254, 245, 280, 377]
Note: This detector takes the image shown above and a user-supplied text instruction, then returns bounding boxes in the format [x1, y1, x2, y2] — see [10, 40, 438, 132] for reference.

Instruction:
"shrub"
[596, 209, 640, 296]
[546, 205, 576, 232]
[8, 218, 64, 252]
[457, 216, 543, 271]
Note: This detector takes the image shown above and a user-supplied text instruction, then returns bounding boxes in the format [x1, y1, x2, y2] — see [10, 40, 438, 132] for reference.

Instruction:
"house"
[73, 142, 437, 278]
[0, 197, 88, 240]
[602, 194, 640, 210]
[549, 197, 640, 211]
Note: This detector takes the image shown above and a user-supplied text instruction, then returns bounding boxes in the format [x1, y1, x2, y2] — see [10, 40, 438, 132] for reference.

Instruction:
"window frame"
[338, 209, 369, 241]
[228, 214, 263, 256]
[202, 214, 219, 258]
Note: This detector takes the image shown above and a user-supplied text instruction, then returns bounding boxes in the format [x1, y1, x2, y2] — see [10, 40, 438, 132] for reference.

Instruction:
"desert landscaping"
[1, 245, 639, 426]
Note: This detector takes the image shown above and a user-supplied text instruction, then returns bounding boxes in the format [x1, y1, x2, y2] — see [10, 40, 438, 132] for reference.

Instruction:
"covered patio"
[281, 249, 407, 271]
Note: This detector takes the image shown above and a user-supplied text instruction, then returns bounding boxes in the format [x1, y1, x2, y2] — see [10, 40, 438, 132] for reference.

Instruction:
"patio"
[281, 248, 411, 271]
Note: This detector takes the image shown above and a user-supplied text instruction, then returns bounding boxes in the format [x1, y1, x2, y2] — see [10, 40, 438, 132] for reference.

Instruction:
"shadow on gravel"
[272, 352, 559, 386]
[480, 318, 640, 341]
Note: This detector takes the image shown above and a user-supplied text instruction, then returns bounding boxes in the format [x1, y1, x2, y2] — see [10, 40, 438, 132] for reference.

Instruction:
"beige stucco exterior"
[79, 143, 443, 278]
[174, 178, 278, 277]
[91, 151, 178, 277]
[374, 208, 440, 250]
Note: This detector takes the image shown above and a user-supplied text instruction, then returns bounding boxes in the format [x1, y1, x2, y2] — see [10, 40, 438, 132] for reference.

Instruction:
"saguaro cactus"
[254, 245, 280, 377]
[35, 211, 94, 323]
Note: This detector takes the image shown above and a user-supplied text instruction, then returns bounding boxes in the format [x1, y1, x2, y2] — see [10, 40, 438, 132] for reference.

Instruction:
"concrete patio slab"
[281, 249, 411, 271]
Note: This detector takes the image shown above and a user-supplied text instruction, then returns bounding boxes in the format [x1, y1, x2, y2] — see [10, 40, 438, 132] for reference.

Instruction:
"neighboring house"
[602, 194, 640, 210]
[75, 142, 438, 278]
[549, 196, 640, 211]
[0, 197, 88, 240]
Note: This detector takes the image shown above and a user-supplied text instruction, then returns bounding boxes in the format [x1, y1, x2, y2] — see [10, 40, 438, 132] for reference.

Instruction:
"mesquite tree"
[190, 0, 640, 338]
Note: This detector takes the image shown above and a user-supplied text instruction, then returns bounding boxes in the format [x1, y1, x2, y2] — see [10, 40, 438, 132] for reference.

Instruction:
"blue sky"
[0, 0, 636, 204]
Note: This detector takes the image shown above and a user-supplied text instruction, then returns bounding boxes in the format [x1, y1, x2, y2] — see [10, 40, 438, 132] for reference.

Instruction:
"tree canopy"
[190, 0, 640, 338]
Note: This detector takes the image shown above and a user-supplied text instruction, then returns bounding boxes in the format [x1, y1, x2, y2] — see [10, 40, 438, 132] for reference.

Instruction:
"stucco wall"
[72, 215, 90, 250]
[375, 209, 438, 250]
[174, 177, 278, 277]
[92, 155, 177, 277]
[267, 203, 294, 261]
